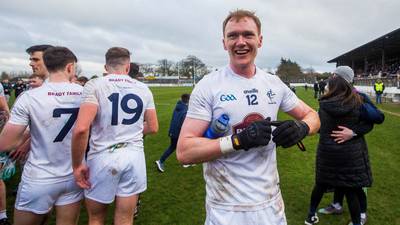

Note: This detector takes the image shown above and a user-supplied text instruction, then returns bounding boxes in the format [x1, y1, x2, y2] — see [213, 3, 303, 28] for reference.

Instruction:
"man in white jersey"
[0, 47, 83, 225]
[0, 45, 55, 225]
[9, 45, 54, 164]
[72, 47, 158, 225]
[177, 10, 320, 225]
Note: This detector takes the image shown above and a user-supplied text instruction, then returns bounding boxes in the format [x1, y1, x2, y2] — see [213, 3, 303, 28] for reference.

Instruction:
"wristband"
[219, 135, 235, 154]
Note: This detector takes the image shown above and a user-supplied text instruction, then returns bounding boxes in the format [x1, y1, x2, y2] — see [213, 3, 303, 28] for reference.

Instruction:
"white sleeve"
[186, 81, 213, 122]
[9, 93, 30, 126]
[81, 79, 99, 105]
[0, 85, 4, 97]
[278, 80, 299, 112]
[145, 88, 155, 109]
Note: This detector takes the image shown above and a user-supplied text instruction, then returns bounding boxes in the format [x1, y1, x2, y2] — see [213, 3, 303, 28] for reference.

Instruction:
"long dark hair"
[320, 76, 362, 107]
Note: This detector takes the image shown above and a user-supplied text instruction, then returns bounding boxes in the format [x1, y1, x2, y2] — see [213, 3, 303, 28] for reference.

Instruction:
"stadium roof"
[327, 28, 400, 64]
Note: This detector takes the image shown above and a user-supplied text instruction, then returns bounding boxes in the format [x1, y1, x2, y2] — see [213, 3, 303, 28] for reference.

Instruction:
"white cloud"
[0, 0, 399, 75]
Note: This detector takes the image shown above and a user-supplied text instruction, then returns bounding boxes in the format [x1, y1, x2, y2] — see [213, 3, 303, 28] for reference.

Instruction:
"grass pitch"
[4, 86, 400, 225]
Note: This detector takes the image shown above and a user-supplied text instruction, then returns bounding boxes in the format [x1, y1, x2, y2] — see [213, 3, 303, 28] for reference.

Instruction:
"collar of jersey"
[226, 65, 259, 81]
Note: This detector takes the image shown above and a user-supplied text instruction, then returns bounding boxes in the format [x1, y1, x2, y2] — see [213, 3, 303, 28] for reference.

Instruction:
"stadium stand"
[328, 28, 400, 78]
[328, 27, 400, 102]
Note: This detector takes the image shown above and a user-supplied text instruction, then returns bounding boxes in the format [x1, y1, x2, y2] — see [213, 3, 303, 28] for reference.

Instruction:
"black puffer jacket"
[316, 97, 372, 187]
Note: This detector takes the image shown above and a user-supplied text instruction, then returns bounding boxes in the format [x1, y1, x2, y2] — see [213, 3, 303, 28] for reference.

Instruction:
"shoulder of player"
[194, 69, 222, 87]
[255, 68, 280, 80]
[69, 82, 84, 90]
[82, 77, 102, 90]
[12, 89, 32, 105]
[257, 71, 288, 88]
[131, 78, 148, 88]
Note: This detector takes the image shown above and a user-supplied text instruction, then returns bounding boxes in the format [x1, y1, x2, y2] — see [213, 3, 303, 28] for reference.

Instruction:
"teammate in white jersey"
[0, 47, 83, 225]
[9, 45, 54, 165]
[177, 10, 320, 225]
[72, 47, 158, 225]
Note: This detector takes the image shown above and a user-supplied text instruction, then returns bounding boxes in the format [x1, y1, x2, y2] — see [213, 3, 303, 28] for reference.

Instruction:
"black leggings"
[333, 188, 367, 213]
[308, 184, 361, 224]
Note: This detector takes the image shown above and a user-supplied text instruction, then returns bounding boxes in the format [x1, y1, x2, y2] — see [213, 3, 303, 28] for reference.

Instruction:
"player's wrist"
[219, 135, 237, 154]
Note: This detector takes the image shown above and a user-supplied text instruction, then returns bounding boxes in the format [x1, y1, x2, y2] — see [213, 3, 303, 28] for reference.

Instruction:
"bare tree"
[157, 59, 174, 76]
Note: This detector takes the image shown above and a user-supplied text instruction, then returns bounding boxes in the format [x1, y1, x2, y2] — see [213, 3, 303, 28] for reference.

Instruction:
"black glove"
[271, 120, 309, 148]
[231, 118, 271, 151]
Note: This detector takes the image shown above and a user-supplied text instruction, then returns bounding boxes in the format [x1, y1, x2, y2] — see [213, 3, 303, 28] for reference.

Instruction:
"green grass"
[4, 87, 400, 224]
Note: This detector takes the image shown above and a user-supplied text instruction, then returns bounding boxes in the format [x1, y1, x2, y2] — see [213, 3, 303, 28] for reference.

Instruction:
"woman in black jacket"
[305, 66, 372, 225]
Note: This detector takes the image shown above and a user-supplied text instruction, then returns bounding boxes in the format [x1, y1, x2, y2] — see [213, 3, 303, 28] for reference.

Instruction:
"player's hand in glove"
[271, 120, 309, 148]
[231, 117, 272, 151]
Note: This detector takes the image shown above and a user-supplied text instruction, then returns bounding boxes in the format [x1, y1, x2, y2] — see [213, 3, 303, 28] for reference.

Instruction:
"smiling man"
[177, 9, 320, 225]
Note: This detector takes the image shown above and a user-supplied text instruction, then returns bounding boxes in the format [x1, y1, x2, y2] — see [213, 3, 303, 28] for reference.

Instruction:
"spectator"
[318, 79, 326, 96]
[313, 81, 319, 99]
[14, 79, 26, 98]
[305, 66, 372, 225]
[155, 94, 190, 172]
[373, 79, 385, 104]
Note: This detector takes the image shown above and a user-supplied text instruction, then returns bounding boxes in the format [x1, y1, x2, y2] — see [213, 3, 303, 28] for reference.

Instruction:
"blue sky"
[0, 0, 399, 76]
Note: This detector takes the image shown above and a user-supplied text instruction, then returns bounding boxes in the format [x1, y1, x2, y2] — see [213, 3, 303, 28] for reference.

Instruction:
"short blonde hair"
[222, 9, 261, 35]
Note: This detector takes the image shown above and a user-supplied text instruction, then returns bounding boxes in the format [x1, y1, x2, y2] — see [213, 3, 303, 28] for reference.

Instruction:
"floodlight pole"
[192, 60, 195, 86]
[177, 62, 180, 86]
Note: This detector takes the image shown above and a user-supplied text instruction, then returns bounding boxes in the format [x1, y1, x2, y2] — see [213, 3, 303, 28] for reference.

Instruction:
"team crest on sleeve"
[232, 113, 264, 134]
[266, 89, 277, 104]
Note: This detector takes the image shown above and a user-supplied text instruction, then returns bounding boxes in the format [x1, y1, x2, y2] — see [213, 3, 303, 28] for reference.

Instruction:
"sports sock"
[360, 213, 366, 219]
[0, 210, 7, 219]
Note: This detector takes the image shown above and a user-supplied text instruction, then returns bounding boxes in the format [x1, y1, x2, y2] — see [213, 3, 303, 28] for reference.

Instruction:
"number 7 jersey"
[9, 82, 83, 183]
[81, 74, 155, 158]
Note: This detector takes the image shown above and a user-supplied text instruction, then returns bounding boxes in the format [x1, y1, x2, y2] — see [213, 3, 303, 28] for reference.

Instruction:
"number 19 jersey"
[82, 74, 155, 158]
[9, 82, 83, 183]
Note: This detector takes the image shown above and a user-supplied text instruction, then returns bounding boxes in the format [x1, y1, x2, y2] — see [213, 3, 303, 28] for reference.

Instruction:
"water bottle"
[204, 114, 230, 139]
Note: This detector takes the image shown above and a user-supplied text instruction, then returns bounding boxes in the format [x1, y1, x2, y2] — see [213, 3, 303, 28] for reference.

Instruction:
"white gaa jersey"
[82, 74, 155, 158]
[188, 66, 299, 211]
[9, 82, 83, 183]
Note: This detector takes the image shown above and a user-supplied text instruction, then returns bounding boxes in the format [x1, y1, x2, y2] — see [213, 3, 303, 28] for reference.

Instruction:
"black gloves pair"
[231, 119, 309, 151]
[271, 120, 309, 149]
[231, 118, 272, 150]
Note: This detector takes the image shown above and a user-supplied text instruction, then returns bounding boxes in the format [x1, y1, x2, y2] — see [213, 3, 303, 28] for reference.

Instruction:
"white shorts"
[15, 178, 83, 214]
[205, 193, 287, 225]
[84, 148, 147, 204]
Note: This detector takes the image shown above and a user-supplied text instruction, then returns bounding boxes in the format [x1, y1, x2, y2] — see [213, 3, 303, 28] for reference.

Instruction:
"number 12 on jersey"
[108, 93, 143, 126]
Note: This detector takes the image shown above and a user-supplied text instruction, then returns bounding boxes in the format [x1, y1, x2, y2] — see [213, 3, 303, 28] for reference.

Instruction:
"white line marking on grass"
[381, 109, 400, 117]
[156, 103, 173, 106]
